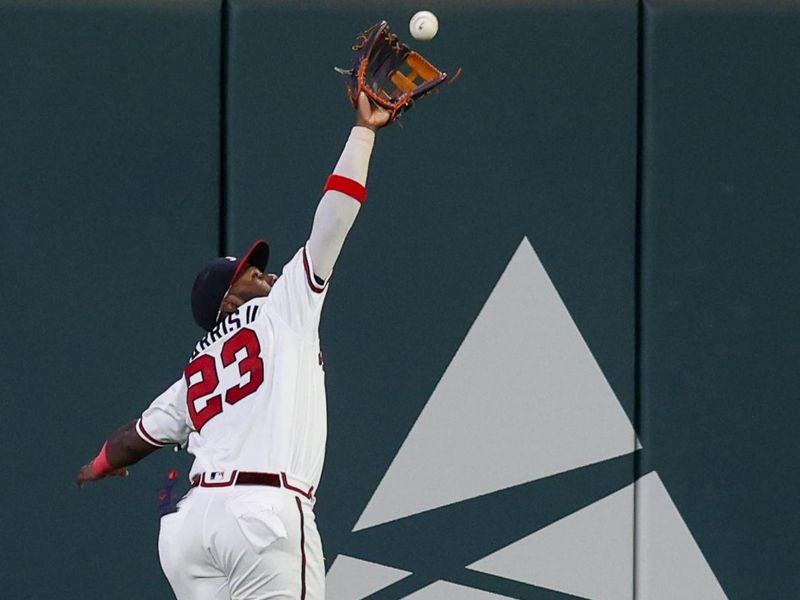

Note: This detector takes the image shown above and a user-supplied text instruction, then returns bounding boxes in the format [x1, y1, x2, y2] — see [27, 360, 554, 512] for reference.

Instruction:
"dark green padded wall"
[0, 2, 220, 597]
[640, 1, 800, 597]
[4, 0, 798, 597]
[226, 3, 637, 596]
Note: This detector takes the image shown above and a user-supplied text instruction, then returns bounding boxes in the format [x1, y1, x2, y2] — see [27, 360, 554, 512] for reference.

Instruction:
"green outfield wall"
[1, 1, 797, 598]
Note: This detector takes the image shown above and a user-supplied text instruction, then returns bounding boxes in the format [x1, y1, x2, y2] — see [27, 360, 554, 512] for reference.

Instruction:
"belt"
[190, 470, 314, 499]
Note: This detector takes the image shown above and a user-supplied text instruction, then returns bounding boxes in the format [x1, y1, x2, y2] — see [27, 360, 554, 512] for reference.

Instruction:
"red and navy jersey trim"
[302, 246, 326, 294]
[135, 418, 168, 447]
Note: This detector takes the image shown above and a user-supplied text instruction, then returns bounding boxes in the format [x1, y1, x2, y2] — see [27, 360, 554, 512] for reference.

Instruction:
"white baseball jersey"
[136, 245, 329, 491]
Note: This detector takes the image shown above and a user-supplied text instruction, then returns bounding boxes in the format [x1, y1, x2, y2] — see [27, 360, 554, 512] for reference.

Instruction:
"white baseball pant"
[158, 485, 324, 599]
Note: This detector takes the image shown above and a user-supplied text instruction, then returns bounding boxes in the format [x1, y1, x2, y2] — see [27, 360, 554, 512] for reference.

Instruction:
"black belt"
[190, 470, 314, 499]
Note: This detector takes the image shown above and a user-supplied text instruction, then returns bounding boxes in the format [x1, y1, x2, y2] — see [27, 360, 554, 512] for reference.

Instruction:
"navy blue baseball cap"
[191, 240, 270, 331]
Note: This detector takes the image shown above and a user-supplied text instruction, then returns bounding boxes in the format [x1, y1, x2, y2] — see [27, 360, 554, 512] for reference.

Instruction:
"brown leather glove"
[336, 20, 456, 122]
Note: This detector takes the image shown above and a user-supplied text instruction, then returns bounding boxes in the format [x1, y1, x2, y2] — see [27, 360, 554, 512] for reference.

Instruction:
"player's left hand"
[355, 92, 391, 132]
[75, 461, 129, 489]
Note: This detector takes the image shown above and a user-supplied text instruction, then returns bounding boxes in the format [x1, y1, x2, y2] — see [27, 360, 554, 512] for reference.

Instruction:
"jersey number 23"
[183, 328, 264, 431]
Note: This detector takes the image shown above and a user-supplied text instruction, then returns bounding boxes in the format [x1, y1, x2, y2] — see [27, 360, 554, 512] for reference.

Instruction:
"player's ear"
[241, 266, 261, 283]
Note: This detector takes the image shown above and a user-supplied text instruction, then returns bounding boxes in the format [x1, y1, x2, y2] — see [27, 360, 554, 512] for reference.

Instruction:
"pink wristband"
[92, 442, 113, 477]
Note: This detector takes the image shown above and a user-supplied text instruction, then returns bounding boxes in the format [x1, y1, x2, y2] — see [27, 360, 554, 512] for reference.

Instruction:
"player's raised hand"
[75, 460, 128, 489]
[355, 92, 391, 132]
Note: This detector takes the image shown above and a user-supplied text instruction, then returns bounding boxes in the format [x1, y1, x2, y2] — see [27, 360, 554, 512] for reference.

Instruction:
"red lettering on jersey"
[221, 328, 264, 405]
[185, 328, 265, 431]
[185, 355, 222, 431]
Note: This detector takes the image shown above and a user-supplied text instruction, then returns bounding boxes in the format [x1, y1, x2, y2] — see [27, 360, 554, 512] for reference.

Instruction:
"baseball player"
[75, 92, 390, 600]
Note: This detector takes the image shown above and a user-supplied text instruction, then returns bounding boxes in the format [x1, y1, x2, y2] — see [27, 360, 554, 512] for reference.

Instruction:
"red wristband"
[323, 174, 367, 204]
[92, 442, 113, 477]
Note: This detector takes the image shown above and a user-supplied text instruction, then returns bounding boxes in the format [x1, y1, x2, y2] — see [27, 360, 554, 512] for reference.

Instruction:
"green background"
[2, 0, 797, 597]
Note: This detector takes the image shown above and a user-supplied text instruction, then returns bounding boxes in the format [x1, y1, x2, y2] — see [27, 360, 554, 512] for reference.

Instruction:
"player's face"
[231, 265, 278, 302]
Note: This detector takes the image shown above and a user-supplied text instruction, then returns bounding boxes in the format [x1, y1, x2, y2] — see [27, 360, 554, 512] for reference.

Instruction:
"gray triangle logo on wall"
[326, 237, 728, 600]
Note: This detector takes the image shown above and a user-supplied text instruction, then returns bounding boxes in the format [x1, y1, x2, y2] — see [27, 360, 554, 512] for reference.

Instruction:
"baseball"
[409, 11, 439, 41]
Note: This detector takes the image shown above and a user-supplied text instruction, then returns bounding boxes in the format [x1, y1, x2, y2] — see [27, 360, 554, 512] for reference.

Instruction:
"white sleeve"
[263, 245, 328, 335]
[136, 378, 191, 447]
[306, 126, 375, 281]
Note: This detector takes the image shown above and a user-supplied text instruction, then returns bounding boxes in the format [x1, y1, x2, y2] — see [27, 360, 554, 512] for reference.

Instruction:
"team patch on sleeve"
[136, 418, 169, 447]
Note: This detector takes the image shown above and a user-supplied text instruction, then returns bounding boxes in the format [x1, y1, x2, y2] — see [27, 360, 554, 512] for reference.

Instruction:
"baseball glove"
[336, 20, 455, 122]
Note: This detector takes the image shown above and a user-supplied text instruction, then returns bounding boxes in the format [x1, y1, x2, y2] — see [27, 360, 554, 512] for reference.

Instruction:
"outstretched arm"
[306, 93, 390, 282]
[75, 420, 160, 488]
[76, 376, 189, 488]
